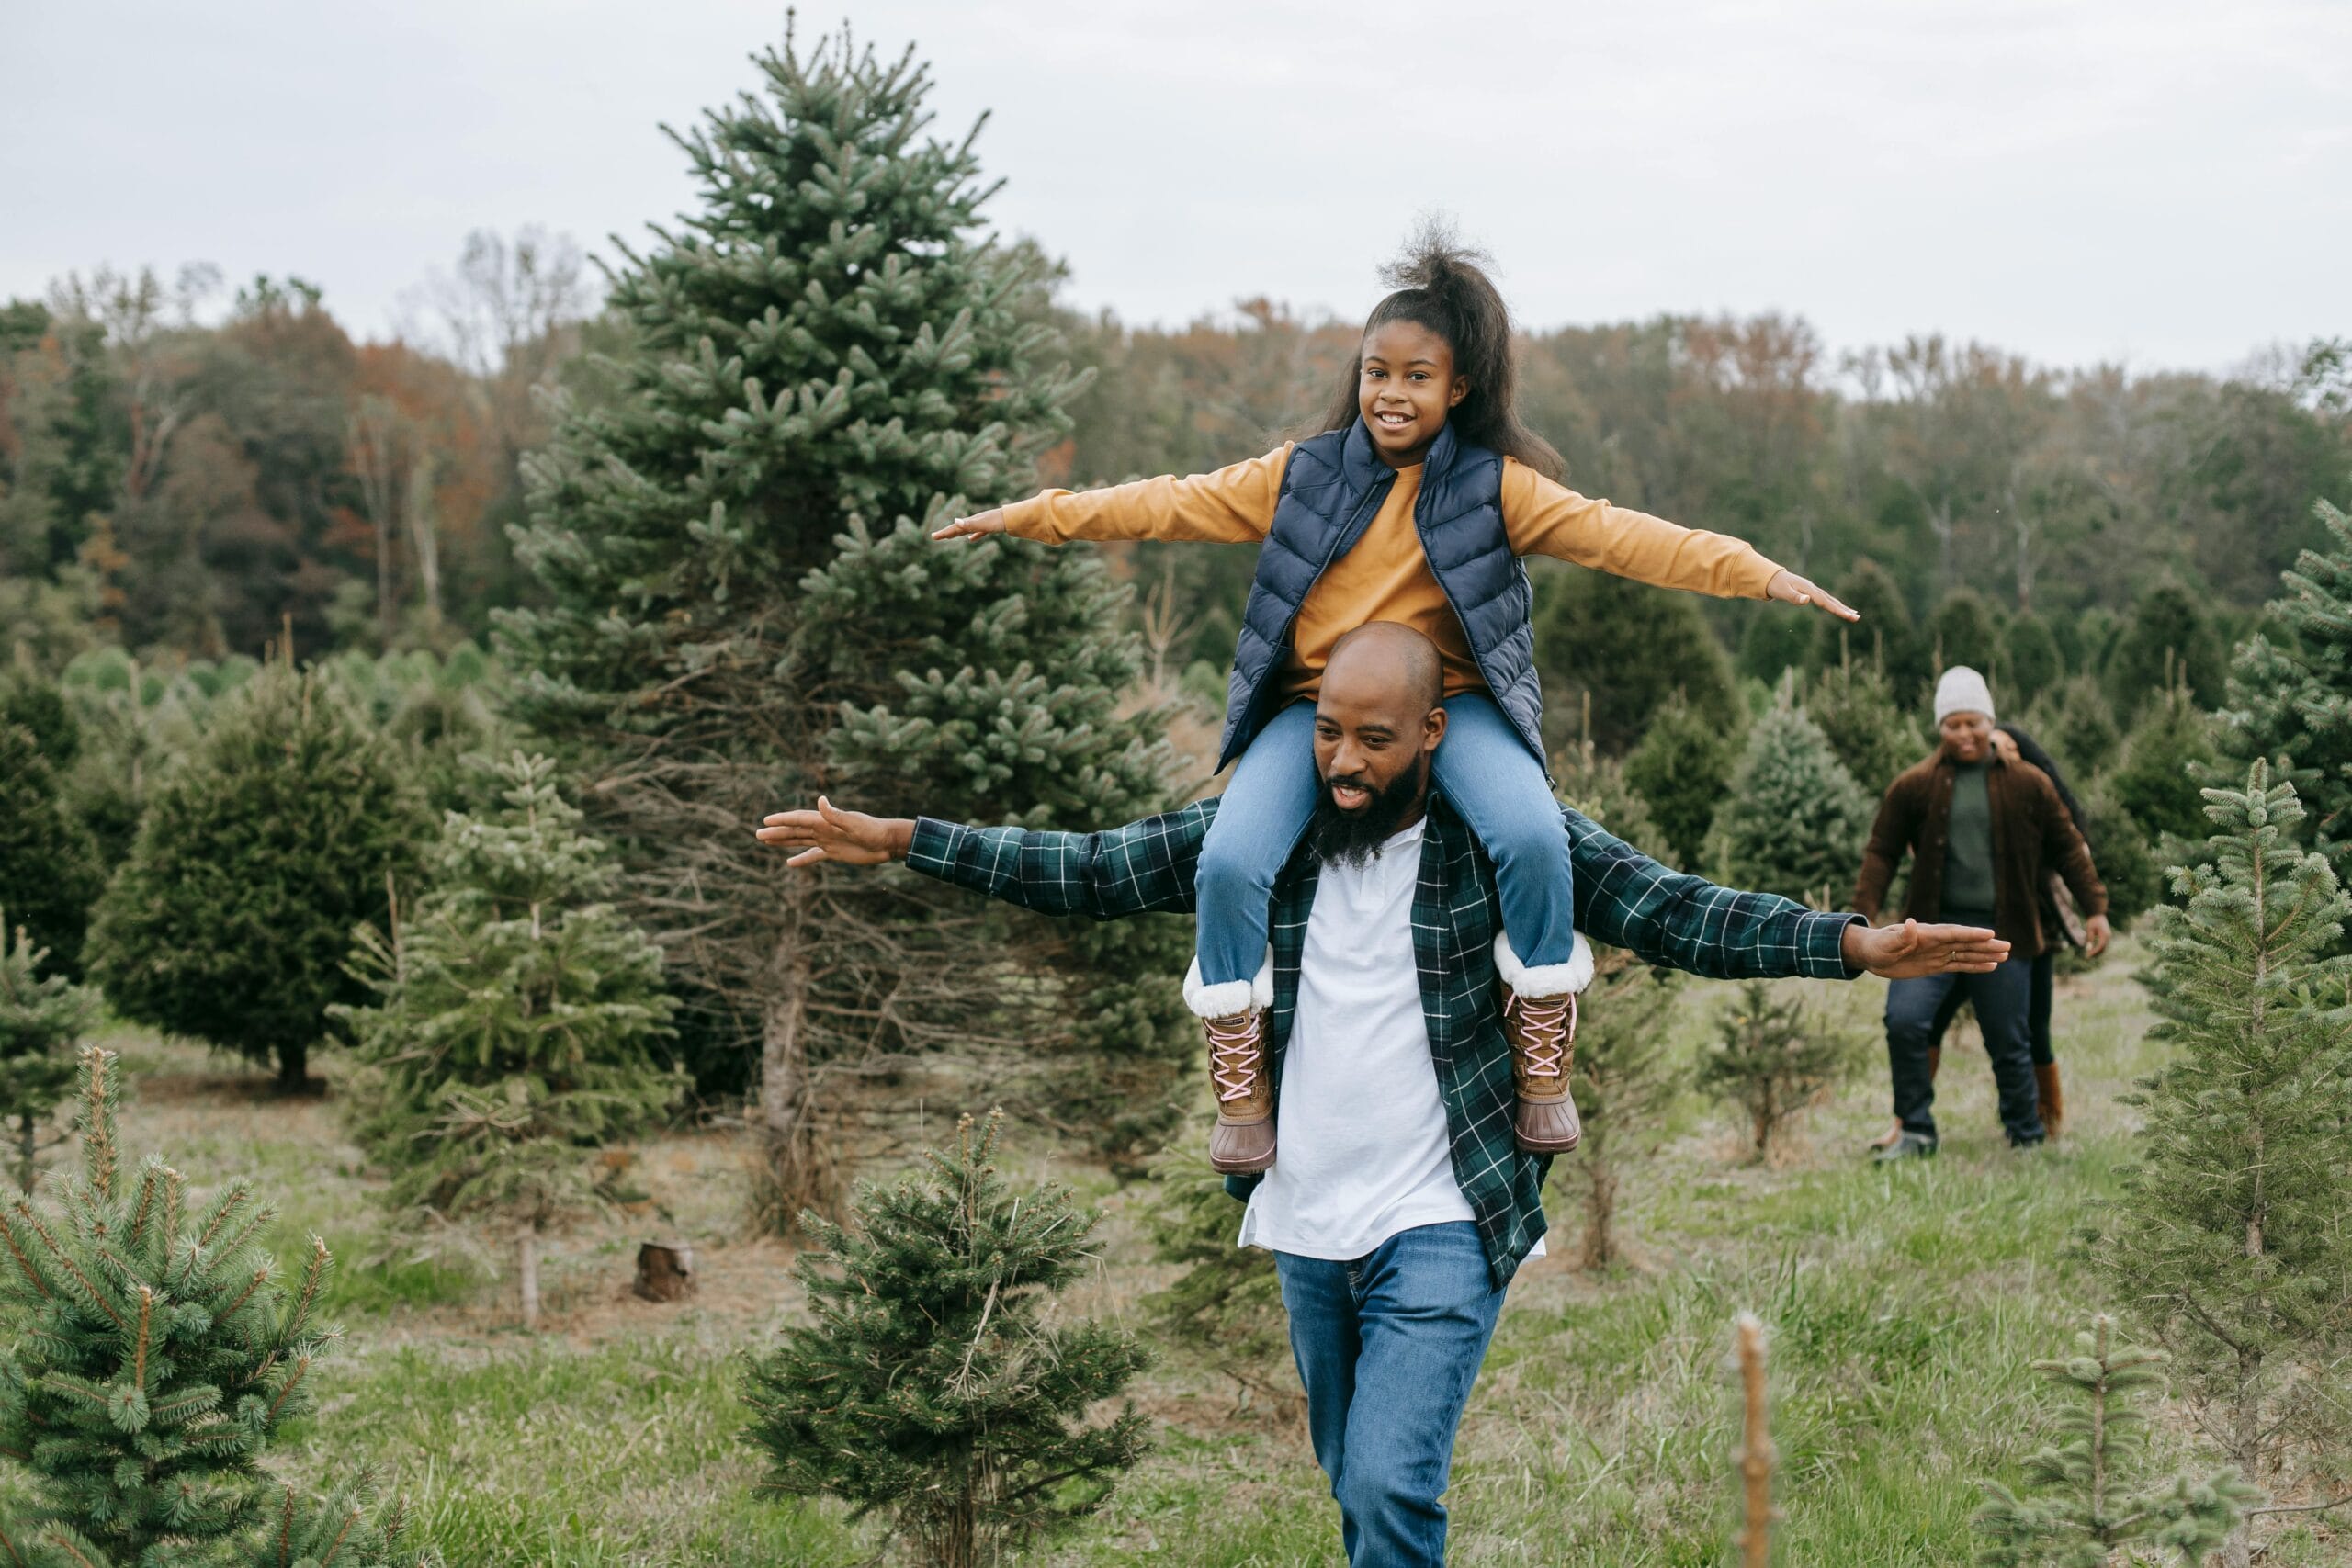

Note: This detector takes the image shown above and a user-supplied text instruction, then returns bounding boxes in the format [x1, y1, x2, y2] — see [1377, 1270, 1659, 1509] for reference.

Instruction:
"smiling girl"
[935, 227, 1854, 1176]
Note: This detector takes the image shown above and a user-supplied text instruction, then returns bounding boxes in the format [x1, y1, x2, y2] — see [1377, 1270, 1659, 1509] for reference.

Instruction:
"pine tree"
[2086, 765, 2352, 1566]
[1554, 717, 1664, 854]
[0, 1047, 432, 1566]
[1137, 1134, 1295, 1412]
[1707, 685, 1877, 906]
[1697, 979, 1861, 1159]
[2108, 579, 2226, 719]
[1813, 559, 1925, 699]
[1736, 606, 1813, 685]
[86, 663, 426, 1089]
[336, 752, 681, 1329]
[1973, 1315, 2256, 1568]
[2077, 784, 2163, 925]
[2108, 676, 2219, 852]
[2214, 497, 2352, 905]
[1534, 566, 1740, 754]
[496, 29, 1186, 1216]
[2021, 674, 2122, 782]
[2001, 612, 2063, 711]
[0, 918, 94, 1192]
[1624, 693, 1740, 871]
[1563, 951, 1686, 1270]
[741, 1111, 1151, 1567]
[1928, 586, 2003, 677]
[1807, 653, 1927, 797]
[0, 723, 102, 983]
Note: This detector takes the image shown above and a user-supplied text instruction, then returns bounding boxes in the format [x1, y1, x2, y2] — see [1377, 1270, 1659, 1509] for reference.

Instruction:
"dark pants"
[1273, 1222, 1505, 1568]
[1886, 956, 2044, 1145]
[2029, 950, 2055, 1067]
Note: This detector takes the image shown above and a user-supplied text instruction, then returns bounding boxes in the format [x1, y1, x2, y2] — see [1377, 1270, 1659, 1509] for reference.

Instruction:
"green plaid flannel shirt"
[907, 792, 1858, 1287]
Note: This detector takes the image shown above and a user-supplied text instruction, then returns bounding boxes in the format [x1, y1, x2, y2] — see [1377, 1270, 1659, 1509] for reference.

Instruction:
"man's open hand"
[1842, 919, 2010, 978]
[755, 797, 913, 867]
[1766, 570, 1860, 622]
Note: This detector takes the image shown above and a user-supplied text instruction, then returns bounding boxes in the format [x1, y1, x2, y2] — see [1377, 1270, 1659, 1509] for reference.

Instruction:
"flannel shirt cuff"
[1798, 911, 1864, 978]
[906, 817, 967, 882]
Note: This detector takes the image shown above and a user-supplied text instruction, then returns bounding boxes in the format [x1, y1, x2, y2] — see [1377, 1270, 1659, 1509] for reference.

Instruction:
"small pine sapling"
[1562, 949, 1688, 1270]
[2086, 764, 2352, 1566]
[742, 1111, 1151, 1568]
[0, 917, 96, 1191]
[1973, 1314, 2257, 1567]
[0, 1047, 431, 1565]
[337, 752, 681, 1329]
[1698, 980, 1863, 1160]
[1137, 1134, 1296, 1416]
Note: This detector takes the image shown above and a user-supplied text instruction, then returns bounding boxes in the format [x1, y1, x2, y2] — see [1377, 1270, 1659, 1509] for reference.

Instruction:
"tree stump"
[633, 1241, 696, 1303]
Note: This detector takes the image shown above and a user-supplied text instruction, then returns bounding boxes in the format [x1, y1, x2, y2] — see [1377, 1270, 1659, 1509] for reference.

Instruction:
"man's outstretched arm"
[756, 795, 1211, 920]
[1563, 807, 2010, 981]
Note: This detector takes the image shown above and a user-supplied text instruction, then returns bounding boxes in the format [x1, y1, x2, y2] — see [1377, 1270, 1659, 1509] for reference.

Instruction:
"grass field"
[5, 937, 2342, 1565]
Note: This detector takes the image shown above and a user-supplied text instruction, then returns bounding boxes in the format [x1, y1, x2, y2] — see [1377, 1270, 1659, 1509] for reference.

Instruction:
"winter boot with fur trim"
[1186, 955, 1276, 1175]
[1496, 932, 1595, 1155]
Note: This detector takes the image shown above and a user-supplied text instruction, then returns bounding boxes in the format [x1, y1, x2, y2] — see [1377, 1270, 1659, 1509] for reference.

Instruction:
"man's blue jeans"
[1273, 1222, 1506, 1567]
[1885, 956, 2045, 1146]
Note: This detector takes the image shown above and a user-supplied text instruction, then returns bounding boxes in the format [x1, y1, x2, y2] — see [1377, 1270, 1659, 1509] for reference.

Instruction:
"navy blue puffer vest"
[1216, 419, 1544, 772]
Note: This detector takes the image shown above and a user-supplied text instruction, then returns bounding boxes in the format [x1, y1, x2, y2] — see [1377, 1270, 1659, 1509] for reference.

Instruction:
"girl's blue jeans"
[1194, 694, 1576, 986]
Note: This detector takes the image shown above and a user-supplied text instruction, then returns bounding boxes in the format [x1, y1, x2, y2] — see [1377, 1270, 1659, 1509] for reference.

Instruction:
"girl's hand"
[1767, 570, 1860, 622]
[932, 508, 1007, 543]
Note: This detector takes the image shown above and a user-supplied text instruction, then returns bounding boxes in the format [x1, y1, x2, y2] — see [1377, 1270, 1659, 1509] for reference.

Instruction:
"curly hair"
[1301, 218, 1565, 479]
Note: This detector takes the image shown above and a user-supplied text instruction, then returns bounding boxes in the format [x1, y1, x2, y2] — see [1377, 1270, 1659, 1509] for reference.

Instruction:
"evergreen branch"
[34, 1533, 101, 1568]
[261, 1353, 314, 1427]
[20, 1203, 124, 1330]
[216, 1264, 272, 1329]
[0, 1207, 51, 1298]
[2245, 1487, 2352, 1518]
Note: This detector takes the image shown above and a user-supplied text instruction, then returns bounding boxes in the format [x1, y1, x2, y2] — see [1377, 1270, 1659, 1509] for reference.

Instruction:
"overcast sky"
[5, 0, 2346, 372]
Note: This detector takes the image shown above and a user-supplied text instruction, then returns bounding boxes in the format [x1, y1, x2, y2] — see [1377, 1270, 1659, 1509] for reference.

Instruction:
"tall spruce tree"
[1973, 1315, 2256, 1567]
[1707, 684, 1876, 906]
[2086, 765, 2352, 1567]
[2109, 678, 2219, 852]
[336, 752, 682, 1328]
[0, 723, 102, 983]
[741, 1111, 1150, 1568]
[0, 918, 94, 1192]
[497, 29, 1186, 1217]
[0, 1048, 431, 1566]
[2214, 497, 2352, 905]
[86, 664, 425, 1089]
[1927, 586, 2003, 677]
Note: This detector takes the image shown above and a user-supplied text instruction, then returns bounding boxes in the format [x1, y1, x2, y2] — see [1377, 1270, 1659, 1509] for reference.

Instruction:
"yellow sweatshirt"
[1001, 445, 1782, 705]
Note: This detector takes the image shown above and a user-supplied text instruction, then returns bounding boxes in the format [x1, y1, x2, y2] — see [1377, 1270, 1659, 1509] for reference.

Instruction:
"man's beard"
[1306, 761, 1428, 870]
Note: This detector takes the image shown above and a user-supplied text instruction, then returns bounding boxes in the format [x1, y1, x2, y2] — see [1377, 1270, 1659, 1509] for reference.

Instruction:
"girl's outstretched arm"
[1501, 460, 1854, 619]
[933, 447, 1288, 547]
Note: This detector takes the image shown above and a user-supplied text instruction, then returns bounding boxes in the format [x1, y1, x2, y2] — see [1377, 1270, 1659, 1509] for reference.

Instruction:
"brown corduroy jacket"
[1853, 750, 2108, 956]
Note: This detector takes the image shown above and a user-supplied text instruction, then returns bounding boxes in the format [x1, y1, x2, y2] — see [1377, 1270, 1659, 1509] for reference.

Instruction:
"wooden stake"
[1734, 1313, 1775, 1568]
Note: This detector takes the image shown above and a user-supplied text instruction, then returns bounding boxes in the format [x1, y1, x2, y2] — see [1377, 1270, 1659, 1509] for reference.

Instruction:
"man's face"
[1940, 710, 1993, 763]
[1308, 657, 1444, 864]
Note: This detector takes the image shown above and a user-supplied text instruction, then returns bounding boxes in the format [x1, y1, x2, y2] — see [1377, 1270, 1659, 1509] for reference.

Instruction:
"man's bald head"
[1326, 621, 1444, 715]
[1307, 622, 1449, 863]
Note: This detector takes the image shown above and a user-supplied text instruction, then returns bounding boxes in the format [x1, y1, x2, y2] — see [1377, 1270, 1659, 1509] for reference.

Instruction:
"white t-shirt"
[1238, 817, 1540, 1261]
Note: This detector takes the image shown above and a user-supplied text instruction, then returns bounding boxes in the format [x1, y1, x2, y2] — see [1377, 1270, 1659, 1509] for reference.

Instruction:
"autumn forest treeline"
[5, 234, 2347, 688]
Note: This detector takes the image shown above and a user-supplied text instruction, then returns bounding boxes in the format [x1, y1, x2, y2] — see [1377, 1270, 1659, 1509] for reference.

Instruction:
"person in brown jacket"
[1853, 668, 2110, 1158]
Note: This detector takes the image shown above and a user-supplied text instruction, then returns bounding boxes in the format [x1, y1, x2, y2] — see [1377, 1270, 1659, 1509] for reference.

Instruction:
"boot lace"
[1506, 991, 1577, 1078]
[1205, 1011, 1264, 1104]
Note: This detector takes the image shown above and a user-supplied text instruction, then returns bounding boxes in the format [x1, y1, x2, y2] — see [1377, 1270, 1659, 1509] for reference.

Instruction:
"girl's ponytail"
[1305, 218, 1564, 479]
